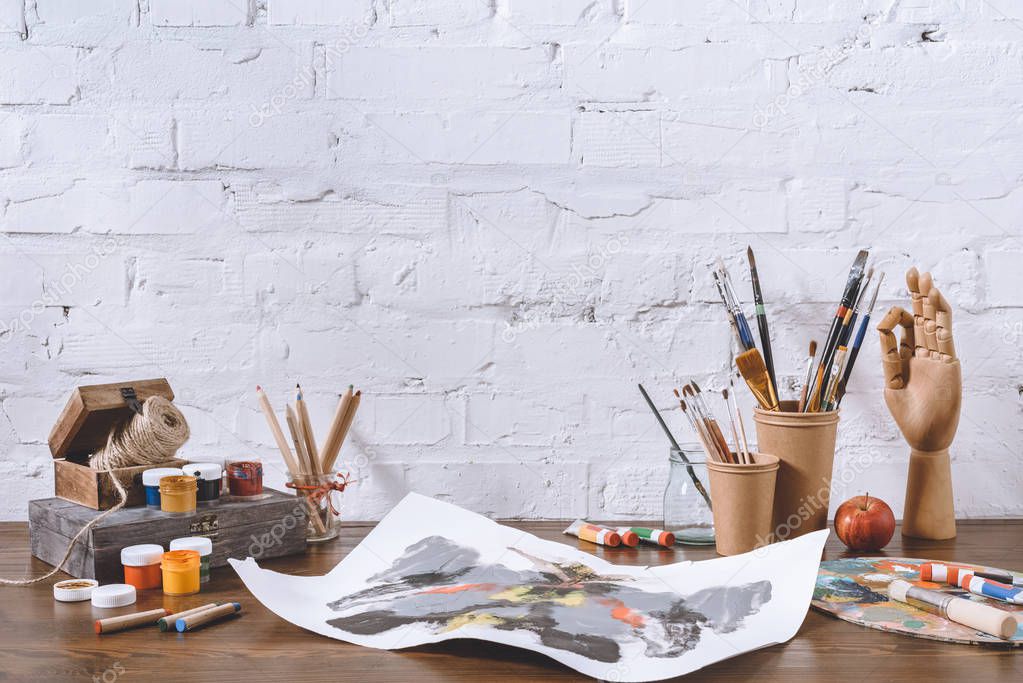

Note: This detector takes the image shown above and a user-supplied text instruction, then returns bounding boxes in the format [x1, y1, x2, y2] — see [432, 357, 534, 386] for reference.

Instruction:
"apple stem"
[864, 492, 870, 510]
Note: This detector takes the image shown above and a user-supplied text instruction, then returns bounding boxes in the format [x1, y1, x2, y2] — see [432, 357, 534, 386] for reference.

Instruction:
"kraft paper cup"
[753, 400, 839, 541]
[706, 453, 779, 557]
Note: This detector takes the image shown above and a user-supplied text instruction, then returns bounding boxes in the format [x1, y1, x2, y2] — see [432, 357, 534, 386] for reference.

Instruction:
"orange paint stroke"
[598, 597, 645, 628]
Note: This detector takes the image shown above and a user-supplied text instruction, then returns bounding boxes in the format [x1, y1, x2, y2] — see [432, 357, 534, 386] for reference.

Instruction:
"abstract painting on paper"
[231, 493, 828, 682]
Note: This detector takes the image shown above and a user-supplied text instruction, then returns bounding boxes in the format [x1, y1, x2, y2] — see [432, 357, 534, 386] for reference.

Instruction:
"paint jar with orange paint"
[121, 544, 164, 590]
[161, 550, 201, 596]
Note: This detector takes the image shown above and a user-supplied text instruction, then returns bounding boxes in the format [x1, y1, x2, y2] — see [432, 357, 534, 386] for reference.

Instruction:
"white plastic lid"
[120, 543, 164, 566]
[182, 462, 222, 480]
[90, 583, 137, 608]
[53, 579, 98, 602]
[142, 467, 184, 486]
[169, 536, 213, 556]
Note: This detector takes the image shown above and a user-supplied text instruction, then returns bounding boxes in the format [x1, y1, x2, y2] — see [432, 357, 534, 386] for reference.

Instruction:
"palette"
[812, 557, 1023, 645]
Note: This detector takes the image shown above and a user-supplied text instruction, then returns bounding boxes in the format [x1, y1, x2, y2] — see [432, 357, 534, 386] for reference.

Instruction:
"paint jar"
[120, 543, 164, 590]
[289, 473, 340, 543]
[161, 550, 201, 596]
[663, 447, 715, 545]
[226, 459, 263, 497]
[169, 537, 213, 584]
[182, 463, 223, 504]
[159, 475, 198, 515]
[141, 467, 185, 508]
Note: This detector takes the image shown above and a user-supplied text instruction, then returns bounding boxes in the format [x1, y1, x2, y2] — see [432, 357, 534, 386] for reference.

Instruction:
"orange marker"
[564, 520, 620, 547]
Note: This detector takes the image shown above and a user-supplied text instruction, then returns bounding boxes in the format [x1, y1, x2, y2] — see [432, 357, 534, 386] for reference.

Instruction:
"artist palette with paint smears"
[812, 557, 1023, 645]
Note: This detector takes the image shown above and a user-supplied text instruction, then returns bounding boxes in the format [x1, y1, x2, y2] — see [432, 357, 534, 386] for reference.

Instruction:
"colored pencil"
[295, 384, 319, 473]
[321, 389, 361, 474]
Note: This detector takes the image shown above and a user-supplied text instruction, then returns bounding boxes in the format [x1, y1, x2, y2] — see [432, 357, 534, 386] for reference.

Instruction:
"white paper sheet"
[231, 493, 828, 682]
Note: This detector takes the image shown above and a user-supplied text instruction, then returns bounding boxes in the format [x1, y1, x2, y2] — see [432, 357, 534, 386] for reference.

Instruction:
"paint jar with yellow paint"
[159, 475, 198, 515]
[161, 550, 200, 596]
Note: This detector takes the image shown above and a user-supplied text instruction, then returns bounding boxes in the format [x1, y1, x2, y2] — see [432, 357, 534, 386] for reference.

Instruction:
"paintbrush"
[747, 246, 777, 400]
[689, 382, 733, 463]
[676, 390, 723, 463]
[716, 258, 757, 350]
[797, 340, 818, 412]
[637, 384, 712, 507]
[728, 376, 751, 463]
[736, 348, 779, 411]
[837, 271, 885, 404]
[712, 271, 748, 350]
[822, 345, 849, 411]
[721, 389, 743, 464]
[808, 250, 868, 411]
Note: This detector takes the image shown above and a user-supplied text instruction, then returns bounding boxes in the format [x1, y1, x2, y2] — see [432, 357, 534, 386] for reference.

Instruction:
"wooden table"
[1, 520, 1021, 682]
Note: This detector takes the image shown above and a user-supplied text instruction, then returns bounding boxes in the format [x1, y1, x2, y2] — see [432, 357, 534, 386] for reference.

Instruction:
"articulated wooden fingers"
[878, 306, 914, 389]
[906, 267, 929, 359]
[918, 271, 940, 359]
[929, 287, 956, 361]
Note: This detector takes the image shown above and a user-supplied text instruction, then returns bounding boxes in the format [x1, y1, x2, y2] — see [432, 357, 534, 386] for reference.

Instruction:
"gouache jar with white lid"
[169, 536, 213, 584]
[121, 543, 164, 590]
[142, 467, 185, 508]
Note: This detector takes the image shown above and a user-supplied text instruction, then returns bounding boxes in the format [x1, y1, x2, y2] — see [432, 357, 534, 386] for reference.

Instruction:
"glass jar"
[290, 473, 341, 543]
[663, 447, 715, 545]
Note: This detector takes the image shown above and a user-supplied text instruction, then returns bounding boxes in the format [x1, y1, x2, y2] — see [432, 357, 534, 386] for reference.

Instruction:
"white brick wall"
[0, 0, 1020, 521]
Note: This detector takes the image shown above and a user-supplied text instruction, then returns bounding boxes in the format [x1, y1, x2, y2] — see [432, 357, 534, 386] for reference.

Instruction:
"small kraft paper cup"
[753, 400, 839, 541]
[706, 452, 780, 557]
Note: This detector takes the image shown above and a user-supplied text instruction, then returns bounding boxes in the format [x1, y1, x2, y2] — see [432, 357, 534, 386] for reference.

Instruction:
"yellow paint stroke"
[488, 586, 587, 606]
[444, 612, 502, 632]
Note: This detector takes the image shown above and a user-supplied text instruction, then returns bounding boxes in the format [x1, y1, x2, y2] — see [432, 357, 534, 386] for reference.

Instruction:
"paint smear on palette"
[812, 557, 1023, 646]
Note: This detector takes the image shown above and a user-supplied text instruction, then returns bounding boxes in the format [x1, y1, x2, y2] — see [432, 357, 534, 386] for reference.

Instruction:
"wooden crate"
[47, 378, 184, 510]
[29, 488, 308, 582]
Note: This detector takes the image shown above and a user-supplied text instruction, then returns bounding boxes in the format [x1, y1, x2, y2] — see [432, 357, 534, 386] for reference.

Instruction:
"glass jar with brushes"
[663, 446, 715, 545]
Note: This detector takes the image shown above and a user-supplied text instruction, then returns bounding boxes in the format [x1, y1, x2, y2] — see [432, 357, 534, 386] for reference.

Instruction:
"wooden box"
[47, 378, 185, 510]
[29, 489, 308, 582]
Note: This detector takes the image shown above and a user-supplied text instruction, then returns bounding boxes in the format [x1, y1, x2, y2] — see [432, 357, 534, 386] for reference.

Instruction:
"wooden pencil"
[321, 390, 361, 474]
[295, 385, 319, 474]
[256, 386, 302, 478]
[319, 386, 353, 470]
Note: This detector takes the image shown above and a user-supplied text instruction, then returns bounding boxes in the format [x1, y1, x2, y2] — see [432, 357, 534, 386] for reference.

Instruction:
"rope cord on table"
[0, 471, 127, 586]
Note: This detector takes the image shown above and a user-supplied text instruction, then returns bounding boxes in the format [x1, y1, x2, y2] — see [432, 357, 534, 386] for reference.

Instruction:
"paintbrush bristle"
[716, 256, 727, 273]
[722, 388, 729, 400]
[809, 340, 817, 356]
[736, 349, 768, 376]
[679, 400, 688, 412]
[673, 388, 681, 398]
[746, 245, 755, 267]
[692, 381, 703, 394]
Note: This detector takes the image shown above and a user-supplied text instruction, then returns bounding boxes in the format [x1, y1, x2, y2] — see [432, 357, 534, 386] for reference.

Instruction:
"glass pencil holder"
[663, 447, 715, 545]
[289, 473, 342, 543]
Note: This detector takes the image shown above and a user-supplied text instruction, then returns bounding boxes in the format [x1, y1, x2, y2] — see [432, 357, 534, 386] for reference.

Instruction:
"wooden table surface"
[1, 519, 1021, 682]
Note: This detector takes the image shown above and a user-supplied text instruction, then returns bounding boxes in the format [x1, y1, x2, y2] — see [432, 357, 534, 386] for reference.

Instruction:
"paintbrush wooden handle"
[705, 419, 733, 463]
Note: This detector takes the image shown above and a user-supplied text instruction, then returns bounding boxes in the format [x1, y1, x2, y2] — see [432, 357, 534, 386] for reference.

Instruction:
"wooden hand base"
[902, 448, 956, 540]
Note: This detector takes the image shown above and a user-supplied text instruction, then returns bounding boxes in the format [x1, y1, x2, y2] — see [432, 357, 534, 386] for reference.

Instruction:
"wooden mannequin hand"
[876, 268, 961, 452]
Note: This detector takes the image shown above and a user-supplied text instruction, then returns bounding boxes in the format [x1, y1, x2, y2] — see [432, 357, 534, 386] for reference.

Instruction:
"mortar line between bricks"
[570, 80, 817, 280]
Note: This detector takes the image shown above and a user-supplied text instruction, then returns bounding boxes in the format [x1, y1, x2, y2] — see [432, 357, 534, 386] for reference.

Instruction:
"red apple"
[834, 493, 896, 551]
